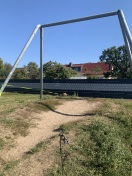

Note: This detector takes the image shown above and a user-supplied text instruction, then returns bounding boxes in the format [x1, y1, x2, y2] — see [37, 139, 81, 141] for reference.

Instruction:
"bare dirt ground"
[1, 100, 100, 161]
[0, 99, 101, 175]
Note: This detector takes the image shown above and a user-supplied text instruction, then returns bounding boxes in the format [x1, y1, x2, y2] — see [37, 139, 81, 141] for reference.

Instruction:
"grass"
[0, 92, 58, 115]
[0, 94, 132, 175]
[0, 92, 62, 175]
[29, 99, 62, 112]
[0, 92, 40, 115]
[25, 141, 46, 155]
[0, 160, 19, 176]
[0, 93, 61, 136]
[0, 173, 5, 176]
[0, 117, 30, 136]
[47, 98, 132, 176]
[4, 160, 19, 171]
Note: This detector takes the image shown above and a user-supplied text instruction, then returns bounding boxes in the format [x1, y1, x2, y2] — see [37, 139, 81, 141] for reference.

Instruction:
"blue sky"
[0, 0, 132, 67]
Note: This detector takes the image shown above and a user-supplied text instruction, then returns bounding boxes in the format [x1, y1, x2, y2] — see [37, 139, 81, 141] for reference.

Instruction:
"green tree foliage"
[100, 45, 132, 78]
[0, 58, 4, 69]
[0, 58, 5, 78]
[12, 68, 28, 79]
[27, 62, 39, 79]
[3, 63, 12, 77]
[12, 62, 39, 79]
[43, 61, 77, 79]
[0, 58, 12, 78]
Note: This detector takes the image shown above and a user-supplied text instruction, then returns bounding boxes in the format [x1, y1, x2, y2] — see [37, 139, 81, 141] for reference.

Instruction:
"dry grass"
[0, 93, 63, 175]
[0, 93, 60, 137]
[0, 93, 131, 176]
[0, 93, 40, 115]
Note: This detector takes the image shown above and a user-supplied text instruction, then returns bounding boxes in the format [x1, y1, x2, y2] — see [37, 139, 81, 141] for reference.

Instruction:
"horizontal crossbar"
[41, 11, 117, 28]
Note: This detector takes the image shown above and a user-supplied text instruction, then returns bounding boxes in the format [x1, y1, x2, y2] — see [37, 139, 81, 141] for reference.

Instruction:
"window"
[72, 67, 81, 72]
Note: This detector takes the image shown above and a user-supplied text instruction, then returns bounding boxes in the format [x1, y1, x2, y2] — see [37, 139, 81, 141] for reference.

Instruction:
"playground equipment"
[0, 9, 132, 99]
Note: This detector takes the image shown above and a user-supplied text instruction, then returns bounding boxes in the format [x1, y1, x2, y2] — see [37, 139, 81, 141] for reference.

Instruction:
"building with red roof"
[65, 62, 112, 78]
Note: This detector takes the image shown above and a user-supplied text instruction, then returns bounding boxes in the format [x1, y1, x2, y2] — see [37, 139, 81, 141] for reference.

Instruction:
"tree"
[0, 58, 4, 69]
[26, 62, 39, 79]
[0, 58, 12, 79]
[12, 68, 28, 79]
[0, 58, 4, 78]
[43, 61, 77, 79]
[100, 45, 132, 78]
[3, 63, 12, 77]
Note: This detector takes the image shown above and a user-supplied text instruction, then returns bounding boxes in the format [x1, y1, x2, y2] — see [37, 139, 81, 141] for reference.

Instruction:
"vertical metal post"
[118, 16, 132, 70]
[117, 10, 132, 52]
[40, 27, 43, 99]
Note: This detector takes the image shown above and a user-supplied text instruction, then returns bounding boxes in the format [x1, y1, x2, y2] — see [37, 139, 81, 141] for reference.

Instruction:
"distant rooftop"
[65, 62, 112, 75]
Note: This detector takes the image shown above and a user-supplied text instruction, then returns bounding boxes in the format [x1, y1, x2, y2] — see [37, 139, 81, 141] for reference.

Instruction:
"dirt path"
[1, 100, 100, 161]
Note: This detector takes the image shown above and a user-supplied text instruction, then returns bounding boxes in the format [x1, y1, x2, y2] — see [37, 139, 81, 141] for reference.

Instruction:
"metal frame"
[0, 9, 132, 98]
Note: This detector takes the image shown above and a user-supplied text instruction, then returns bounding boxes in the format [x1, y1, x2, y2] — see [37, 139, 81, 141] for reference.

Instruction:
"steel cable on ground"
[59, 130, 70, 176]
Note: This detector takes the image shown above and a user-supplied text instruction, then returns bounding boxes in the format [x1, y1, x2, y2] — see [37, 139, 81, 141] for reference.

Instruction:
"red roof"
[65, 62, 111, 75]
[81, 63, 110, 75]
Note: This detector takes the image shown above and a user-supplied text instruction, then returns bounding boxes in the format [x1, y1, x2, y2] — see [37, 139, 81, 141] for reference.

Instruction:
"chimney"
[69, 62, 72, 67]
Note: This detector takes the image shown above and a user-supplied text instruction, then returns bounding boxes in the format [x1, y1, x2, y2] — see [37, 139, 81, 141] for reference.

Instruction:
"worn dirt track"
[1, 100, 100, 161]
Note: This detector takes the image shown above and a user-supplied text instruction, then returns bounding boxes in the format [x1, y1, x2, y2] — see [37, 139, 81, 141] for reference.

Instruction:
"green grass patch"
[48, 99, 132, 176]
[0, 93, 57, 116]
[60, 121, 79, 134]
[25, 141, 46, 155]
[86, 121, 132, 175]
[0, 93, 40, 116]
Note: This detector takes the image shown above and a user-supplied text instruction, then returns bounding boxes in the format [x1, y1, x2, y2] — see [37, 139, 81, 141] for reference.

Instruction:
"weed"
[25, 141, 45, 155]
[73, 91, 78, 97]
